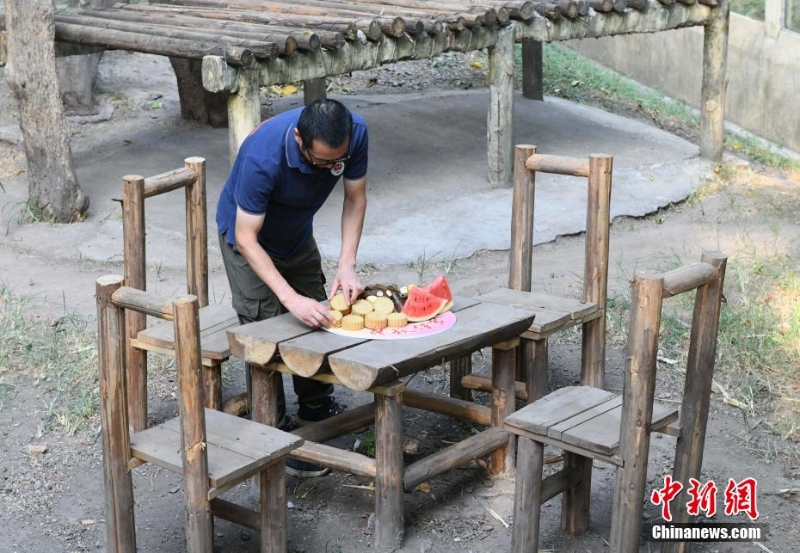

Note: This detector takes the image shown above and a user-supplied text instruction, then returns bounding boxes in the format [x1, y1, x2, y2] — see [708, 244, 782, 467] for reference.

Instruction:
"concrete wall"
[568, 8, 800, 153]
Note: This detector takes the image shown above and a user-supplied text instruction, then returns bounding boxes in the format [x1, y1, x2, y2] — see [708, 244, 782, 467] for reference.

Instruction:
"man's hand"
[284, 293, 335, 328]
[329, 265, 362, 305]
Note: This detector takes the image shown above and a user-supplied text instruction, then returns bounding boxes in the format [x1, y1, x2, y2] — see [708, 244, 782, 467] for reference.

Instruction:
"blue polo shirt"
[216, 107, 368, 258]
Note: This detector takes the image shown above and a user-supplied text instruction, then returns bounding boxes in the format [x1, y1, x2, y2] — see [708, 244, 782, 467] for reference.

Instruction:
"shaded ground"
[1, 50, 799, 553]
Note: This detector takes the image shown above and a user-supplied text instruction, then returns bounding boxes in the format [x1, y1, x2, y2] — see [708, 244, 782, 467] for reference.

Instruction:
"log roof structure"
[0, 0, 730, 186]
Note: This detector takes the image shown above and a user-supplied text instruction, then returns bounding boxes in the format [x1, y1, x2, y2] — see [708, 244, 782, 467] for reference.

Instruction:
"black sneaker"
[296, 398, 348, 426]
[285, 457, 330, 478]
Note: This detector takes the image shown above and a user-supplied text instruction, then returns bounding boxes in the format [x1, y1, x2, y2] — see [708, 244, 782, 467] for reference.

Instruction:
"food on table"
[364, 312, 388, 331]
[372, 296, 395, 316]
[351, 299, 374, 316]
[330, 293, 351, 315]
[387, 312, 408, 328]
[361, 284, 405, 312]
[331, 278, 454, 330]
[402, 286, 449, 322]
[329, 309, 344, 327]
[341, 314, 365, 331]
[421, 275, 453, 313]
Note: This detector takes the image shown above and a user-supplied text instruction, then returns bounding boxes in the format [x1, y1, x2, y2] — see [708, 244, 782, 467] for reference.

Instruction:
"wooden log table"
[227, 296, 535, 551]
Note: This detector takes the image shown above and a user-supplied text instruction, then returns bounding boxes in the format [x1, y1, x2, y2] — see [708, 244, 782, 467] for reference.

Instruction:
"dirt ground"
[1, 51, 799, 553]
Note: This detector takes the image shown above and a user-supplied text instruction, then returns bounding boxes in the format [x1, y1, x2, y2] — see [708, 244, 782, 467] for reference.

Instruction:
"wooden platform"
[504, 385, 678, 465]
[479, 288, 601, 338]
[130, 407, 302, 498]
[133, 303, 239, 362]
[0, 0, 729, 182]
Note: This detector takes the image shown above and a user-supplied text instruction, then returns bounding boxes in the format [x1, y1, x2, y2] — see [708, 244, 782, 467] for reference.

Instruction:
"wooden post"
[252, 364, 283, 428]
[96, 275, 137, 553]
[448, 354, 472, 401]
[521, 38, 543, 101]
[560, 452, 591, 535]
[700, 0, 729, 162]
[303, 77, 327, 103]
[490, 344, 517, 475]
[523, 338, 548, 403]
[663, 252, 727, 553]
[610, 272, 664, 552]
[122, 174, 148, 432]
[508, 145, 537, 292]
[259, 461, 287, 553]
[173, 295, 214, 552]
[204, 362, 223, 411]
[375, 392, 404, 551]
[581, 154, 612, 388]
[227, 67, 262, 162]
[487, 25, 515, 188]
[511, 436, 544, 553]
[184, 157, 208, 307]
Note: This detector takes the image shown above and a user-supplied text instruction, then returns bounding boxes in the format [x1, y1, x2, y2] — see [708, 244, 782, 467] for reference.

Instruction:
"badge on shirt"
[330, 161, 346, 176]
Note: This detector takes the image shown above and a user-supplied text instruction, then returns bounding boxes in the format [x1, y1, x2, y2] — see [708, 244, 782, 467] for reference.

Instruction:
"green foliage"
[359, 430, 376, 458]
[730, 0, 766, 20]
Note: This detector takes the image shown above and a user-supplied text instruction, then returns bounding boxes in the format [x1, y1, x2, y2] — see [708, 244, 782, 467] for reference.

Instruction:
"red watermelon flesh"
[423, 275, 452, 301]
[423, 275, 453, 315]
[402, 287, 448, 322]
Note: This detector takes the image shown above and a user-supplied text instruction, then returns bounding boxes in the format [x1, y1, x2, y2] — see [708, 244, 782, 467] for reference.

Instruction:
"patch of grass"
[725, 134, 800, 170]
[605, 241, 800, 464]
[0, 286, 98, 436]
[411, 249, 440, 283]
[358, 430, 376, 458]
[730, 0, 765, 20]
[0, 381, 15, 408]
[527, 44, 800, 172]
[2, 199, 43, 235]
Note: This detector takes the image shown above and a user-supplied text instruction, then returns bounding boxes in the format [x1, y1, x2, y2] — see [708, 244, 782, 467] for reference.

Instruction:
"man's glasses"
[303, 144, 350, 167]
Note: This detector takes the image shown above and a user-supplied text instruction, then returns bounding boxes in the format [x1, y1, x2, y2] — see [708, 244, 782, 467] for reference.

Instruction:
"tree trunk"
[170, 57, 230, 127]
[56, 0, 116, 113]
[5, 0, 89, 222]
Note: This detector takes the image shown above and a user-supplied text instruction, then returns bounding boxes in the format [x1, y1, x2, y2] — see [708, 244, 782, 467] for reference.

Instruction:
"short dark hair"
[297, 99, 353, 150]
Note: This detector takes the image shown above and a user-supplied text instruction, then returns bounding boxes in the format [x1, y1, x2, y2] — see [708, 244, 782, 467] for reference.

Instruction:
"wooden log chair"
[452, 145, 612, 403]
[504, 251, 728, 552]
[120, 157, 240, 432]
[97, 276, 303, 553]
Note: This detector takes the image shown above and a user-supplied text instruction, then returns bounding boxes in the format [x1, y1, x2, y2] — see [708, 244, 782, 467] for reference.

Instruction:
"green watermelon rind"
[402, 287, 448, 322]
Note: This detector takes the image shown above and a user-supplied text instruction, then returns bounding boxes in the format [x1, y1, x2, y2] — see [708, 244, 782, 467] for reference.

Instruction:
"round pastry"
[351, 299, 374, 317]
[364, 312, 388, 331]
[372, 296, 396, 316]
[328, 309, 344, 328]
[330, 293, 351, 315]
[341, 314, 365, 331]
[387, 312, 408, 328]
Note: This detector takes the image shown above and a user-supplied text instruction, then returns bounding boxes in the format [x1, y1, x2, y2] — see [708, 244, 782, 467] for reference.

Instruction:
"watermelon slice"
[401, 287, 449, 322]
[423, 275, 453, 314]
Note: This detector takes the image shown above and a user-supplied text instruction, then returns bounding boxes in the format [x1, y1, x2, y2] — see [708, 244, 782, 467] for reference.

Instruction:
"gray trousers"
[218, 233, 333, 423]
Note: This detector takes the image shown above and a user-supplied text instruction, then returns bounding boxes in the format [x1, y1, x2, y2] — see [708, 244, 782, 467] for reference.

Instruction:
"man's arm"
[235, 207, 334, 327]
[330, 176, 367, 303]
